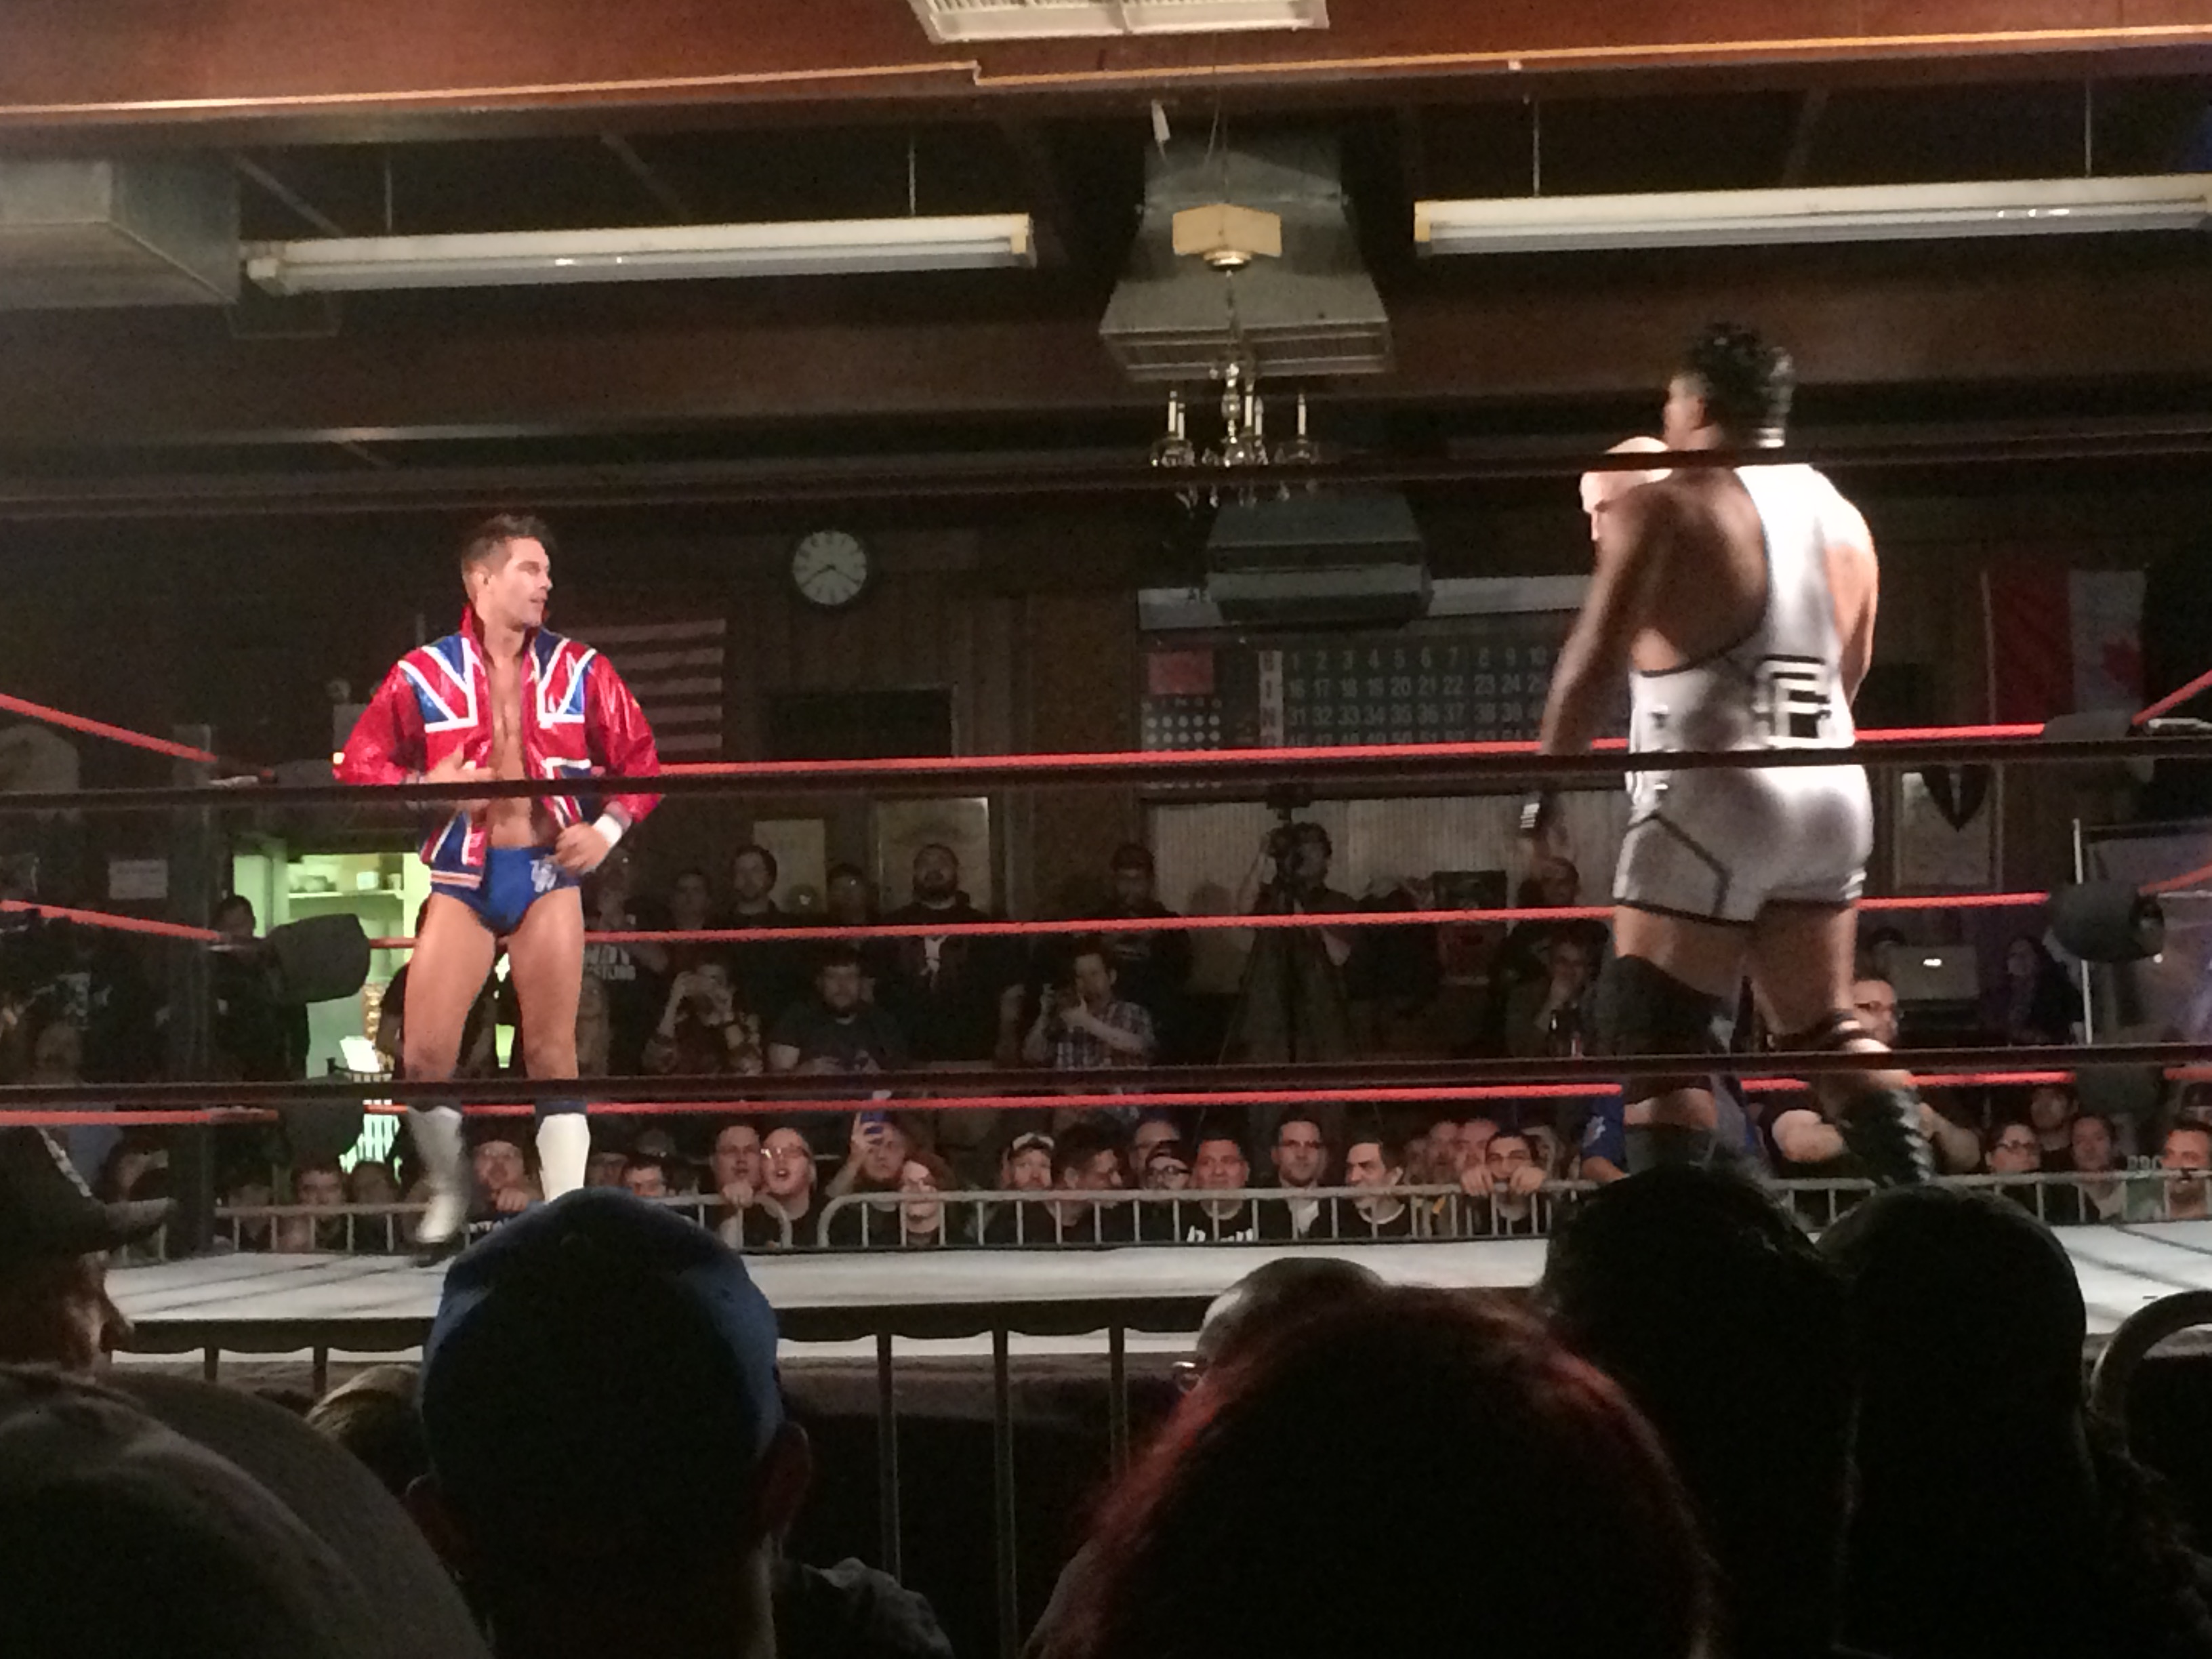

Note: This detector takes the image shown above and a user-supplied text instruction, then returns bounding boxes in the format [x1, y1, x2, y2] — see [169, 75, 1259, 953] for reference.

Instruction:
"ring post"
[165, 722, 218, 1254]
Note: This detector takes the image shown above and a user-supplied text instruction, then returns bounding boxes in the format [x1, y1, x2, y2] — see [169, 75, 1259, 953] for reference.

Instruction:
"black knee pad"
[1595, 954, 1727, 1108]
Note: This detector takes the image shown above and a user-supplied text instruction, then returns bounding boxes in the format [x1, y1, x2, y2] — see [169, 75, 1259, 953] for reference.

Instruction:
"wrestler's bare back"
[1617, 468, 1877, 699]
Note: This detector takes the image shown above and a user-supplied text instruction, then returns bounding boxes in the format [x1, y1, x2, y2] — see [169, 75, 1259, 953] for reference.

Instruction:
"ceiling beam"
[2, 2, 2208, 145]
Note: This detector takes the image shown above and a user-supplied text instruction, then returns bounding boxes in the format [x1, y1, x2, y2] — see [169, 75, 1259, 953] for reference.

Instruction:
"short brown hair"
[459, 512, 554, 575]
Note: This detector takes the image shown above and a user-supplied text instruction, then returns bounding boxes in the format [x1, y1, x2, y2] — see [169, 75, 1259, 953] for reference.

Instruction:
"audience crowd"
[11, 832, 2211, 1252]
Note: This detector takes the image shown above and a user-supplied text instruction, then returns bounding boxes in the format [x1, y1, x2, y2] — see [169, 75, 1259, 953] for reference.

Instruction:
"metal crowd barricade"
[813, 1181, 1602, 1248]
[192, 1190, 794, 1259]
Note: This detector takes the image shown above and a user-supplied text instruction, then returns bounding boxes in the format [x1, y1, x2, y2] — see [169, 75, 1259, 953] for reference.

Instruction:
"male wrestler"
[1534, 324, 1928, 1183]
[339, 514, 659, 1246]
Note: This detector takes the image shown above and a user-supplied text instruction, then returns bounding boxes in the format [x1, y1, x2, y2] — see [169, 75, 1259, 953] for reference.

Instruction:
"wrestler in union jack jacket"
[337, 610, 662, 889]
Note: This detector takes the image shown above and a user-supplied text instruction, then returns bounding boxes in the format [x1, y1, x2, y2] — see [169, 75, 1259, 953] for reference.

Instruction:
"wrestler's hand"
[554, 821, 612, 874]
[419, 750, 489, 816]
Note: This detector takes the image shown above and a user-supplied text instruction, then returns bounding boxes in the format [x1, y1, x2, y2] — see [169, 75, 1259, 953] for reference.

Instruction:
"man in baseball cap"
[411, 1187, 810, 1659]
[0, 1126, 171, 1369]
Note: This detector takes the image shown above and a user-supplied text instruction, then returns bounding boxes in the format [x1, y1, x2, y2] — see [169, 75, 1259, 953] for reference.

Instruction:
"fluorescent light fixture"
[908, 0, 1325, 43]
[1414, 174, 2212, 255]
[244, 213, 1036, 294]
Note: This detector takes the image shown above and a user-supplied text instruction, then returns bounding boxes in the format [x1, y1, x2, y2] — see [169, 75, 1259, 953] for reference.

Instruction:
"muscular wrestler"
[339, 514, 660, 1246]
[1536, 325, 1929, 1183]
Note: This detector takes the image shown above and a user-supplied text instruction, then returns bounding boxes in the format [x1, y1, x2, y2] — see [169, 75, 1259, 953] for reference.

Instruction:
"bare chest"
[485, 659, 527, 779]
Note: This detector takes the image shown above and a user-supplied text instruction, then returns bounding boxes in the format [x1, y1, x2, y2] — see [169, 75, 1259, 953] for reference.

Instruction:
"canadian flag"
[1986, 567, 2144, 723]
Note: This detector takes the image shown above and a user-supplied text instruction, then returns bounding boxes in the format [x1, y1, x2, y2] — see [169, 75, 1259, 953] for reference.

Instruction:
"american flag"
[573, 617, 727, 758]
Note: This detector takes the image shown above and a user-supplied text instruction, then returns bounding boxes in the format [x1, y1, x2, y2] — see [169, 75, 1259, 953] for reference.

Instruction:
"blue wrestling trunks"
[448, 846, 579, 936]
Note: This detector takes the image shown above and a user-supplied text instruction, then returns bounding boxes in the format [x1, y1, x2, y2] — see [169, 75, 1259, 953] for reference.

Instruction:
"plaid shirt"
[1050, 998, 1156, 1072]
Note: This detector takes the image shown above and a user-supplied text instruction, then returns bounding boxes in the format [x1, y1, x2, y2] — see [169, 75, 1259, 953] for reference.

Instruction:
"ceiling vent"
[907, 0, 1325, 43]
[1205, 491, 1430, 628]
[1099, 131, 1389, 383]
[0, 159, 238, 309]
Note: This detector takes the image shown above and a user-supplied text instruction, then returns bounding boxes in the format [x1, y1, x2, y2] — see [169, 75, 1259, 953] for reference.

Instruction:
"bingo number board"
[1141, 615, 1592, 753]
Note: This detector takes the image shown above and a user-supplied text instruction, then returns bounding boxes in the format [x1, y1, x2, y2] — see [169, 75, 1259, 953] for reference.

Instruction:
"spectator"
[2047, 1111, 2152, 1225]
[824, 1116, 914, 1246]
[726, 844, 805, 1032]
[708, 1122, 785, 1249]
[1182, 1130, 1259, 1242]
[1021, 941, 1155, 1077]
[346, 1162, 404, 1252]
[981, 1130, 1057, 1245]
[878, 844, 1025, 1064]
[1091, 844, 1193, 1051]
[1027, 1256, 1385, 1657]
[209, 893, 310, 1083]
[1336, 1130, 1414, 1239]
[760, 1126, 819, 1245]
[222, 1164, 277, 1252]
[1503, 932, 1598, 1059]
[821, 861, 896, 994]
[1257, 1109, 1331, 1240]
[279, 1158, 348, 1252]
[1461, 1128, 1549, 1237]
[1419, 1115, 1464, 1185]
[468, 1129, 538, 1221]
[580, 852, 659, 1075]
[895, 1151, 960, 1248]
[642, 961, 764, 1077]
[1126, 1113, 1181, 1187]
[1822, 1188, 2212, 1659]
[1042, 1288, 1713, 1659]
[306, 1364, 432, 1503]
[23, 1016, 114, 1184]
[1494, 856, 1607, 992]
[1524, 1120, 1568, 1181]
[0, 1367, 412, 1659]
[660, 867, 721, 969]
[583, 1148, 628, 1189]
[411, 1191, 813, 1659]
[2160, 1122, 2212, 1221]
[768, 945, 911, 1077]
[1852, 970, 1902, 1046]
[1985, 1120, 2043, 1211]
[1044, 1120, 1130, 1244]
[1544, 1169, 1856, 1659]
[2000, 934, 2078, 1046]
[1223, 823, 1357, 1094]
[621, 1149, 672, 1200]
[2029, 1083, 2081, 1168]
[0, 1126, 169, 1368]
[1133, 1136, 1197, 1242]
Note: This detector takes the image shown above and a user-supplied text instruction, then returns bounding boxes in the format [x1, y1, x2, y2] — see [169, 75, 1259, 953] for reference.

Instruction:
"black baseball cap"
[420, 1189, 783, 1555]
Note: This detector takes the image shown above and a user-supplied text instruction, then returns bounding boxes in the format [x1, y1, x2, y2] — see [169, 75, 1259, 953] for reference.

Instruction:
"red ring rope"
[0, 1069, 2124, 1128]
[0, 691, 258, 774]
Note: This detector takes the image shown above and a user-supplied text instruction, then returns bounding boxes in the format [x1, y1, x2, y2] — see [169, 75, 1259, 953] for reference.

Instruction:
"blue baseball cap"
[420, 1189, 783, 1555]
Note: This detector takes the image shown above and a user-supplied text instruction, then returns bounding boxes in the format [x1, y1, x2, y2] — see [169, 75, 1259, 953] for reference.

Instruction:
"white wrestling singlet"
[1612, 463, 1874, 924]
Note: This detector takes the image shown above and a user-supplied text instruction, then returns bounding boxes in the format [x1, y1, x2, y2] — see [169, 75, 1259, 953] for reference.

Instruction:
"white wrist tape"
[591, 813, 626, 850]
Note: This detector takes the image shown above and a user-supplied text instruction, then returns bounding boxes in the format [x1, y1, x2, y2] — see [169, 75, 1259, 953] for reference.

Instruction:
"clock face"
[791, 530, 869, 609]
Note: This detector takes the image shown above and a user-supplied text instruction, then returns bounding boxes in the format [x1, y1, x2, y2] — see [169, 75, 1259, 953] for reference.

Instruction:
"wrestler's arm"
[558, 658, 664, 872]
[334, 663, 426, 785]
[1824, 492, 1879, 703]
[1540, 490, 1667, 755]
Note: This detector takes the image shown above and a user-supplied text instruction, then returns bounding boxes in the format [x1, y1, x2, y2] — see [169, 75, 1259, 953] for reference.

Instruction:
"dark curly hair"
[1679, 323, 1795, 443]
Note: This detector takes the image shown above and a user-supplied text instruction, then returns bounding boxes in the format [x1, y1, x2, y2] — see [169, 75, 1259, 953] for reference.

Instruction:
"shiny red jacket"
[337, 610, 661, 888]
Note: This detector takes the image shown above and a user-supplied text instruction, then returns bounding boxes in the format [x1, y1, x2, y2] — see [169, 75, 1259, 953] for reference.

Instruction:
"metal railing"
[178, 1191, 793, 1258]
[160, 1170, 2208, 1259]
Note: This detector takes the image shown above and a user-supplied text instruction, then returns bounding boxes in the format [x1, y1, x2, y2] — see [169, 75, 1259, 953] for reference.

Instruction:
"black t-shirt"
[725, 905, 807, 1035]
[1326, 1198, 1417, 1240]
[769, 999, 911, 1074]
[1255, 1189, 1331, 1241]
[581, 930, 657, 1076]
[1179, 1201, 1261, 1243]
